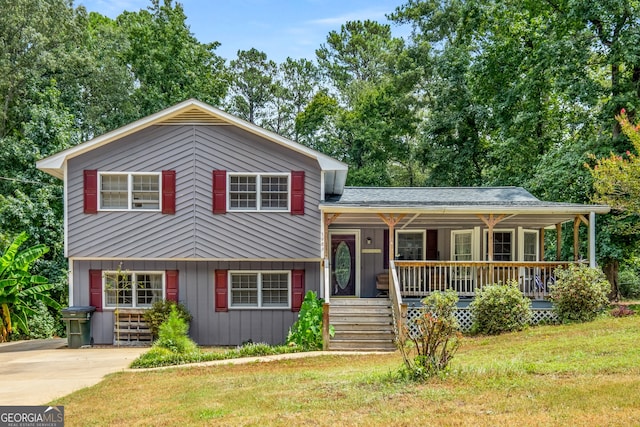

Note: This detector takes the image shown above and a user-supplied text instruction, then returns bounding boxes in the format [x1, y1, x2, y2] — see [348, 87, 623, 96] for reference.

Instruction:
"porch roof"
[320, 186, 609, 228]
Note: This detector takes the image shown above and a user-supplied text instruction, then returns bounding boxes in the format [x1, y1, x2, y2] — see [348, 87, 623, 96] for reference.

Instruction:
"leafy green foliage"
[399, 290, 462, 381]
[143, 300, 192, 339]
[117, 0, 228, 116]
[22, 300, 56, 340]
[549, 264, 611, 323]
[153, 305, 197, 354]
[287, 291, 333, 351]
[131, 341, 301, 369]
[0, 232, 60, 341]
[618, 267, 640, 299]
[589, 111, 640, 224]
[227, 48, 277, 124]
[470, 281, 532, 335]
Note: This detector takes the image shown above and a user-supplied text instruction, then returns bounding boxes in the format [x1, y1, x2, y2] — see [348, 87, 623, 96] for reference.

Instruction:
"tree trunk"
[602, 259, 620, 301]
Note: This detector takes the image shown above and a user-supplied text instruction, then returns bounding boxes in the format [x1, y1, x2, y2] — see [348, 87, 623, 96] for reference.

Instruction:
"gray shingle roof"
[323, 186, 585, 208]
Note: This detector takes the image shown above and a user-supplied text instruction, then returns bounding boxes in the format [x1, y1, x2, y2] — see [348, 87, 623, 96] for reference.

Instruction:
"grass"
[53, 315, 640, 426]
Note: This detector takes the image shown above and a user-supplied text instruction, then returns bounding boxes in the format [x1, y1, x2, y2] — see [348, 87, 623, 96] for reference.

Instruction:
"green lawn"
[53, 315, 640, 426]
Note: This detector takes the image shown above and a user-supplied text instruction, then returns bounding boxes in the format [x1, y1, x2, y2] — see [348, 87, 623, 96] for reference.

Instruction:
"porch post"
[574, 215, 589, 262]
[589, 211, 596, 267]
[556, 223, 562, 261]
[377, 213, 406, 287]
[539, 228, 545, 261]
[323, 213, 341, 302]
[322, 303, 330, 351]
[573, 217, 580, 261]
[477, 214, 505, 284]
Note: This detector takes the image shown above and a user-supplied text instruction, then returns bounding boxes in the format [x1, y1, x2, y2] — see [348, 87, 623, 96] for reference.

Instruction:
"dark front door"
[331, 234, 356, 296]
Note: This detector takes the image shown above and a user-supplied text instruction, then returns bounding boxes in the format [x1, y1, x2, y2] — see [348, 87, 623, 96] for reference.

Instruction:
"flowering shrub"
[470, 281, 532, 335]
[549, 264, 610, 323]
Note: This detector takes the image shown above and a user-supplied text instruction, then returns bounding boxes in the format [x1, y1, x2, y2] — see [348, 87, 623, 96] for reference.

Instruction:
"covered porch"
[320, 187, 609, 303]
[319, 187, 609, 350]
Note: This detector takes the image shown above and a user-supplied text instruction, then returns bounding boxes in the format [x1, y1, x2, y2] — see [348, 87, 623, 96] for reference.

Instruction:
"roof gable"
[36, 99, 348, 193]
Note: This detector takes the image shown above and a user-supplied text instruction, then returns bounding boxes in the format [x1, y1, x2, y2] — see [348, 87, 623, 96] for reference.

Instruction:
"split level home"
[37, 99, 610, 350]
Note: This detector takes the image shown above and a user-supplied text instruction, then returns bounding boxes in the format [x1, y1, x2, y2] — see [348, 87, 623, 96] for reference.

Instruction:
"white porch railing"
[394, 261, 577, 300]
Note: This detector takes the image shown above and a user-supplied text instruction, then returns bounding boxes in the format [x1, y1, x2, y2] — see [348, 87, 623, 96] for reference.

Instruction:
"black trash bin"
[61, 306, 96, 348]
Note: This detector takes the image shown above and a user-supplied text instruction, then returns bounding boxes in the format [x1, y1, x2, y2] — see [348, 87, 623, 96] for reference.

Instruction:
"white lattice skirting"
[405, 307, 559, 336]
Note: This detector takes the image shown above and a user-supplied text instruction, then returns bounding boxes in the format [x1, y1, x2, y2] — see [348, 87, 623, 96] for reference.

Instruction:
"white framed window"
[228, 173, 289, 212]
[103, 271, 164, 308]
[452, 230, 473, 261]
[484, 230, 514, 261]
[99, 172, 161, 211]
[229, 271, 290, 308]
[520, 229, 539, 261]
[396, 230, 426, 260]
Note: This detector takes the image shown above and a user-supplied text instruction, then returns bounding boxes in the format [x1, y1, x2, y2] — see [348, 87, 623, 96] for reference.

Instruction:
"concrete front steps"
[328, 298, 396, 351]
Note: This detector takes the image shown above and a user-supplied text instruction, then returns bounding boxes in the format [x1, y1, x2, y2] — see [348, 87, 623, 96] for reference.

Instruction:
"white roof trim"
[319, 205, 611, 215]
[36, 99, 348, 184]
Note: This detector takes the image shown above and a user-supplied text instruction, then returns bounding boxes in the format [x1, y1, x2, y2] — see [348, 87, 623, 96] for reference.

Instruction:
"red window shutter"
[290, 171, 305, 215]
[89, 269, 102, 312]
[212, 170, 227, 214]
[166, 270, 179, 302]
[291, 270, 305, 312]
[84, 170, 98, 214]
[215, 269, 228, 312]
[162, 170, 176, 214]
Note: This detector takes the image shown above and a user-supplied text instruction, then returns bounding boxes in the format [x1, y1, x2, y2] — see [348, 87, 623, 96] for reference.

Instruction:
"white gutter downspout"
[589, 211, 596, 268]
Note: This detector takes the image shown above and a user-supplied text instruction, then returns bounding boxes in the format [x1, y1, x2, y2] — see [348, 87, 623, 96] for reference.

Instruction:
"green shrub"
[131, 346, 202, 368]
[154, 306, 197, 354]
[470, 281, 532, 335]
[618, 269, 640, 299]
[549, 264, 610, 323]
[24, 301, 56, 340]
[287, 291, 333, 351]
[143, 300, 192, 339]
[131, 341, 302, 369]
[399, 289, 462, 381]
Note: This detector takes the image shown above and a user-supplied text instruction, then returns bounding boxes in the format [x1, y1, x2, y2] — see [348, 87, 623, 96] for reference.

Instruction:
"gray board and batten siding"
[74, 260, 321, 345]
[66, 124, 323, 259]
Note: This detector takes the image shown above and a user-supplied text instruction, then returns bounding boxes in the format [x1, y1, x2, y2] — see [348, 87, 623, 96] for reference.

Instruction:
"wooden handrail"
[322, 258, 331, 350]
[389, 260, 405, 346]
[394, 260, 577, 268]
[323, 258, 331, 305]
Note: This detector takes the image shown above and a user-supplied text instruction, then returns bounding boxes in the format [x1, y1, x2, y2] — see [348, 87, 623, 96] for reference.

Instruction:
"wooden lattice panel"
[405, 306, 559, 337]
[114, 309, 153, 346]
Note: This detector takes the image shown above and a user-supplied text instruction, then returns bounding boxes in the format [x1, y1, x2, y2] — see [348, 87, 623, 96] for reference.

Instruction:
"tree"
[117, 0, 228, 116]
[391, 1, 489, 186]
[263, 58, 322, 140]
[227, 48, 278, 124]
[590, 110, 640, 218]
[584, 109, 640, 299]
[312, 20, 420, 185]
[0, 232, 60, 341]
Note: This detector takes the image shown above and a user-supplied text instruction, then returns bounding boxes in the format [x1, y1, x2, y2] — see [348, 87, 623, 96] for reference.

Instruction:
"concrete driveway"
[0, 339, 147, 405]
